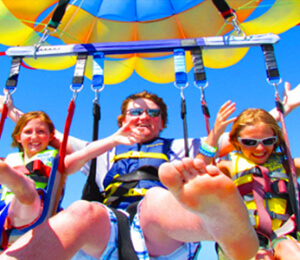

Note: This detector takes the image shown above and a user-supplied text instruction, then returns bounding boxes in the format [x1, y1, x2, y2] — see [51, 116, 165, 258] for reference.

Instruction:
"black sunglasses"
[126, 108, 161, 118]
[237, 136, 278, 147]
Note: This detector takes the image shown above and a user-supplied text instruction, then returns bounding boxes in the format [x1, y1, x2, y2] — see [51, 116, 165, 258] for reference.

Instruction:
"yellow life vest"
[231, 152, 292, 235]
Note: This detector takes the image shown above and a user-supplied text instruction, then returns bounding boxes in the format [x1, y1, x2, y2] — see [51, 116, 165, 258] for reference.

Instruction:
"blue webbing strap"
[173, 49, 189, 157]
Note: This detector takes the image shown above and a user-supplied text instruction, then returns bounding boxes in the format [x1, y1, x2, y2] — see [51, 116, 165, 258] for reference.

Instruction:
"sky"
[0, 17, 299, 260]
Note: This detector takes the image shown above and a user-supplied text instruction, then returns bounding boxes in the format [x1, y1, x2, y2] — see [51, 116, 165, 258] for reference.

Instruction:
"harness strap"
[112, 151, 169, 163]
[110, 166, 159, 183]
[111, 208, 139, 260]
[253, 166, 273, 237]
[0, 103, 8, 140]
[48, 0, 70, 29]
[212, 0, 235, 20]
[12, 160, 52, 181]
[271, 215, 297, 240]
[253, 172, 273, 238]
[104, 166, 158, 208]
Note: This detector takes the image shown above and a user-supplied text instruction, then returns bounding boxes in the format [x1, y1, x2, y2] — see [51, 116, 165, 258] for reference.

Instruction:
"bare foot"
[159, 157, 237, 214]
[159, 157, 259, 260]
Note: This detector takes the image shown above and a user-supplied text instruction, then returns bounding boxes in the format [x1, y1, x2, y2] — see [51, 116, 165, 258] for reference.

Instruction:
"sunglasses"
[237, 136, 278, 147]
[126, 108, 161, 118]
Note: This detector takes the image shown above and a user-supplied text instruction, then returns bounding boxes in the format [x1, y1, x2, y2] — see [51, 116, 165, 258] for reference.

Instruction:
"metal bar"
[6, 34, 280, 58]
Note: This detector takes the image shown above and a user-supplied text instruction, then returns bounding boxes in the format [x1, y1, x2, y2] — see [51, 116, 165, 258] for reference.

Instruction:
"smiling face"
[234, 123, 276, 165]
[15, 118, 53, 160]
[121, 98, 164, 143]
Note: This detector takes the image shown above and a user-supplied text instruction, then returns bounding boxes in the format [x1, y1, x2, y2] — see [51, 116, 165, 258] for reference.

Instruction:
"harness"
[231, 152, 296, 242]
[0, 149, 58, 249]
[1, 150, 57, 204]
[102, 137, 173, 209]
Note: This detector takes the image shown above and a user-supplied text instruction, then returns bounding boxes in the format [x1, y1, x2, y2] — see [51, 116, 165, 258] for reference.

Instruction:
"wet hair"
[229, 108, 284, 150]
[11, 111, 55, 152]
[117, 90, 168, 129]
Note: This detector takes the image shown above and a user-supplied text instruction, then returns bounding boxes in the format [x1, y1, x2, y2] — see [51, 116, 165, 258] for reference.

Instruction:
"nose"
[139, 110, 149, 118]
[255, 142, 266, 150]
[31, 131, 39, 138]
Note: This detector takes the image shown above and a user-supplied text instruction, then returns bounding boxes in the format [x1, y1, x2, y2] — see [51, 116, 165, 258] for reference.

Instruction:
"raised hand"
[112, 117, 145, 146]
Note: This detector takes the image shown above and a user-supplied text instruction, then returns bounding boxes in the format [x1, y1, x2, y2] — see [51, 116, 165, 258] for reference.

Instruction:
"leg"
[0, 161, 40, 227]
[141, 158, 259, 260]
[273, 239, 300, 260]
[1, 200, 111, 260]
[0, 161, 37, 204]
[254, 249, 274, 260]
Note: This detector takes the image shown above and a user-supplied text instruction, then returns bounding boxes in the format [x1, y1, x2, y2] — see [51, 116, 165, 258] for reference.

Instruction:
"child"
[198, 104, 300, 259]
[0, 110, 143, 249]
[0, 157, 259, 260]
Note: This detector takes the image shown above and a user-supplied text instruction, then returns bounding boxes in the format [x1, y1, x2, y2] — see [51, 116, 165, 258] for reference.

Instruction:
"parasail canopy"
[0, 0, 299, 84]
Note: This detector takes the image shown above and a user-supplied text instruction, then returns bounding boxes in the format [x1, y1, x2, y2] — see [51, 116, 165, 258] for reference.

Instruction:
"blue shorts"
[72, 203, 201, 260]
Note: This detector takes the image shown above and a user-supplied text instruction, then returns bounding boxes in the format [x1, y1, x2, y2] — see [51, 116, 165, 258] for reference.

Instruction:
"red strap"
[253, 174, 273, 238]
[31, 160, 52, 178]
[58, 99, 75, 173]
[0, 103, 8, 139]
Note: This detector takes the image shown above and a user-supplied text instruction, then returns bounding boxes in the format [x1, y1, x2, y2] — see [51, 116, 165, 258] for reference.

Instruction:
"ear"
[232, 141, 241, 151]
[15, 134, 21, 143]
[49, 133, 55, 142]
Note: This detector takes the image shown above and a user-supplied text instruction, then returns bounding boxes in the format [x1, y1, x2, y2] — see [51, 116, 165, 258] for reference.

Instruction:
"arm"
[64, 117, 143, 175]
[197, 101, 236, 164]
[0, 93, 23, 123]
[269, 82, 300, 121]
[293, 158, 300, 178]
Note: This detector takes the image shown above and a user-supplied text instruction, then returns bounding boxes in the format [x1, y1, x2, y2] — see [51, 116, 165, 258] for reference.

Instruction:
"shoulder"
[68, 136, 89, 152]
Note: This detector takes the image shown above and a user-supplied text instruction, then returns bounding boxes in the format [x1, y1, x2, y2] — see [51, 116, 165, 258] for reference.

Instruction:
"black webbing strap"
[111, 166, 159, 183]
[181, 97, 189, 157]
[261, 44, 280, 82]
[281, 143, 300, 235]
[48, 0, 71, 29]
[212, 0, 235, 19]
[105, 166, 158, 208]
[81, 101, 104, 202]
[6, 57, 22, 88]
[110, 208, 139, 260]
[191, 47, 211, 135]
[173, 49, 189, 158]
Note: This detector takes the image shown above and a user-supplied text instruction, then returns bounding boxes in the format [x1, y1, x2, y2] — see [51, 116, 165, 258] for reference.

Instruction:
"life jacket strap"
[111, 151, 169, 163]
[104, 166, 159, 208]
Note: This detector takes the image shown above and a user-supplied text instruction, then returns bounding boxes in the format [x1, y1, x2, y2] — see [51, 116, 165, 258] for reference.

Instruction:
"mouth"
[29, 142, 42, 148]
[252, 152, 268, 160]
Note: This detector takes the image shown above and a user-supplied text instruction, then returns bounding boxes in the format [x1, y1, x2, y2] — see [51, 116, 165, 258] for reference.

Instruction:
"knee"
[65, 200, 109, 224]
[274, 238, 300, 255]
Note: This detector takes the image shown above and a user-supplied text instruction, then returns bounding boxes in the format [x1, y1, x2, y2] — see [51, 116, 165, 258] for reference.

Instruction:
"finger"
[219, 100, 233, 112]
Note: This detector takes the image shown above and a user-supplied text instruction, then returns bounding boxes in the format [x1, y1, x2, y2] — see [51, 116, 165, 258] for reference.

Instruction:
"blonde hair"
[11, 111, 55, 152]
[229, 108, 284, 150]
[117, 91, 168, 128]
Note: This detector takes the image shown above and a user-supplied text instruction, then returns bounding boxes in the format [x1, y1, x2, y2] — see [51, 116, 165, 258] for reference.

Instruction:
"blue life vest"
[103, 137, 173, 209]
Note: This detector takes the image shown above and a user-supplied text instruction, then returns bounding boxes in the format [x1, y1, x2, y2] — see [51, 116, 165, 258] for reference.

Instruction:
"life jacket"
[1, 149, 58, 204]
[231, 152, 296, 240]
[103, 137, 173, 209]
[0, 149, 59, 250]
